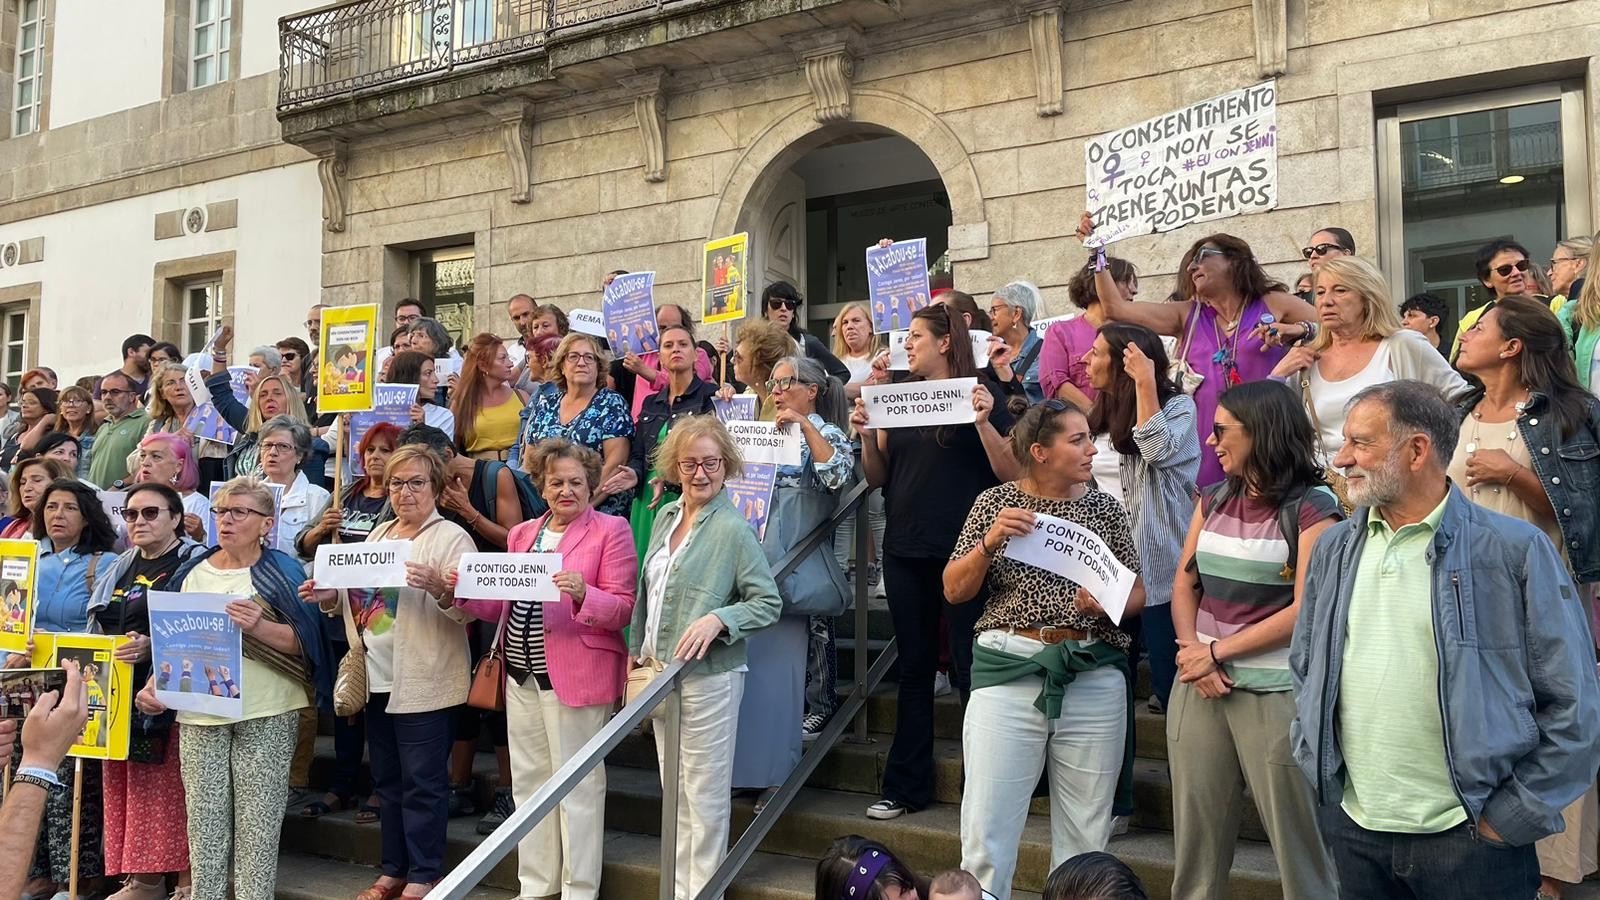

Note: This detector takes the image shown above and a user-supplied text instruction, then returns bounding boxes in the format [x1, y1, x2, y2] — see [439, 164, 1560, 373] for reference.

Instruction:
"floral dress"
[521, 387, 636, 515]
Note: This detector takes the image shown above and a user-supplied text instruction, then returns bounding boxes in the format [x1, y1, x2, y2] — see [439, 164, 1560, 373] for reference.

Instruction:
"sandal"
[301, 793, 351, 818]
[355, 799, 380, 824]
[355, 881, 405, 900]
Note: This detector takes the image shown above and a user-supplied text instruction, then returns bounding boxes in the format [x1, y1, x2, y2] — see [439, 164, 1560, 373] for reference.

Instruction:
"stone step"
[275, 851, 514, 900]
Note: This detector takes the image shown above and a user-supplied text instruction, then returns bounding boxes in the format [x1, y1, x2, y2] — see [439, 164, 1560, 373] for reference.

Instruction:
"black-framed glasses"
[388, 477, 430, 494]
[1300, 242, 1345, 259]
[768, 298, 801, 311]
[566, 352, 599, 365]
[764, 375, 798, 392]
[1211, 422, 1231, 441]
[677, 458, 724, 476]
[281, 351, 300, 361]
[120, 506, 168, 523]
[1493, 259, 1531, 278]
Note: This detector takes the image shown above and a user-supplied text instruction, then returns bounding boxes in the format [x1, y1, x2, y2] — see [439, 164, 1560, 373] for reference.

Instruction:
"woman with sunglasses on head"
[758, 281, 852, 384]
[135, 475, 329, 900]
[47, 384, 98, 480]
[1077, 213, 1313, 487]
[850, 303, 1019, 821]
[1452, 295, 1600, 900]
[1083, 323, 1200, 713]
[1168, 380, 1341, 900]
[90, 481, 206, 900]
[943, 400, 1144, 899]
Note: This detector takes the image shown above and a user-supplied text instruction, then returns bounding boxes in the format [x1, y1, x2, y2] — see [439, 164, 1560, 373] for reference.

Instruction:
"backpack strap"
[1274, 484, 1325, 579]
[83, 551, 105, 599]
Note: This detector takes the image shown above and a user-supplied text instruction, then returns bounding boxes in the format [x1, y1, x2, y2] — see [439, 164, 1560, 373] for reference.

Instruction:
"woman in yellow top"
[450, 333, 528, 460]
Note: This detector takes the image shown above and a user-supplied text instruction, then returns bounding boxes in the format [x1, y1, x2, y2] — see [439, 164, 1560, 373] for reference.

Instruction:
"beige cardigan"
[338, 510, 477, 714]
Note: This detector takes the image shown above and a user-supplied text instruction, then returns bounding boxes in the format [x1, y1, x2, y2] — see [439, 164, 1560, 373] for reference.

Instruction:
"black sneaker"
[801, 714, 827, 742]
[476, 786, 514, 835]
[447, 783, 476, 818]
[866, 798, 909, 820]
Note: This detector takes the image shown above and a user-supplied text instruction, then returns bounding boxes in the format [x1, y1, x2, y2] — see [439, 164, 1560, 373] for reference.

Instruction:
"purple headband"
[844, 849, 895, 900]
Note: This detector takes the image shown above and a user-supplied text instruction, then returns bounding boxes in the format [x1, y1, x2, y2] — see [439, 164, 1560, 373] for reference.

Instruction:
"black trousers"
[880, 552, 984, 810]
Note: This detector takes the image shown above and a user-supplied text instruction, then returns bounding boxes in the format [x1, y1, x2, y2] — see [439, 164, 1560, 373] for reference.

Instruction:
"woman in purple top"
[1078, 213, 1315, 485]
[1039, 255, 1140, 409]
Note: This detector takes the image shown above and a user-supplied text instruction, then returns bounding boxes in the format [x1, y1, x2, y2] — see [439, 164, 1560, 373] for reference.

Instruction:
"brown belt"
[469, 449, 510, 461]
[1012, 625, 1088, 644]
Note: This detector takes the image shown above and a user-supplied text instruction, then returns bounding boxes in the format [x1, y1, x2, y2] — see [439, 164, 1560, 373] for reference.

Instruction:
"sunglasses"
[1493, 259, 1531, 278]
[768, 298, 801, 311]
[281, 352, 299, 361]
[1193, 247, 1227, 264]
[119, 506, 169, 523]
[1300, 242, 1346, 259]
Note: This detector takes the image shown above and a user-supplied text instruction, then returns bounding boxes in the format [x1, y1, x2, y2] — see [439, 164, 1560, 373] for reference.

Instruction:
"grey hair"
[1556, 235, 1594, 260]
[1346, 380, 1459, 468]
[409, 318, 454, 358]
[992, 280, 1041, 327]
[776, 356, 849, 433]
[249, 346, 283, 369]
[259, 413, 313, 462]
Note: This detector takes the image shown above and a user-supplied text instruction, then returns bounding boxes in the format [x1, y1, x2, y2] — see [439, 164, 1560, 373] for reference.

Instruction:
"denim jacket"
[1455, 388, 1600, 582]
[1289, 485, 1600, 847]
[629, 491, 782, 674]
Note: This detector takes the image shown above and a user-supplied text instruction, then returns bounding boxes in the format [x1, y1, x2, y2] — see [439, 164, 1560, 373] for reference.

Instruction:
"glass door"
[1377, 83, 1591, 327]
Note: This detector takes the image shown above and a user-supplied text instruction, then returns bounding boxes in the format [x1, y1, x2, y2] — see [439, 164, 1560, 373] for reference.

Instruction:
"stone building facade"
[0, 0, 1594, 382]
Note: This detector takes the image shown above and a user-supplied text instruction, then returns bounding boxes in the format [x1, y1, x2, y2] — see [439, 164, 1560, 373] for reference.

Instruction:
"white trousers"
[654, 669, 745, 900]
[959, 630, 1127, 900]
[506, 675, 611, 900]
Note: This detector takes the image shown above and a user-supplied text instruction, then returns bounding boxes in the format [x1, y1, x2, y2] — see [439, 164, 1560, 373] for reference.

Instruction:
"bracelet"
[978, 536, 994, 558]
[1503, 465, 1519, 488]
[16, 765, 61, 788]
[1208, 641, 1222, 667]
[1091, 246, 1109, 273]
[1295, 321, 1318, 346]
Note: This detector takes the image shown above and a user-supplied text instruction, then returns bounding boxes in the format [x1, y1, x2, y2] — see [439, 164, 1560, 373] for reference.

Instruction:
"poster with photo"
[184, 402, 237, 445]
[724, 462, 777, 540]
[34, 633, 132, 760]
[347, 384, 418, 476]
[712, 395, 757, 423]
[319, 304, 380, 413]
[148, 591, 244, 719]
[701, 233, 749, 325]
[207, 482, 285, 548]
[0, 668, 64, 719]
[866, 238, 932, 334]
[602, 272, 659, 357]
[0, 540, 38, 655]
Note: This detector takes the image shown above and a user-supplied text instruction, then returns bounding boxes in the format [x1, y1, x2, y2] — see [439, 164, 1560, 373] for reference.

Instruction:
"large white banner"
[859, 378, 978, 429]
[1084, 81, 1278, 247]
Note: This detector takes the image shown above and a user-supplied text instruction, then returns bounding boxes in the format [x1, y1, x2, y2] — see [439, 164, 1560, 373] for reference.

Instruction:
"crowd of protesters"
[0, 213, 1596, 900]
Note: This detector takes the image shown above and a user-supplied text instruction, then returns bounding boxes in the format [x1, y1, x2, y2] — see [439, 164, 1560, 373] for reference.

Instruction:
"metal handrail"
[432, 478, 884, 900]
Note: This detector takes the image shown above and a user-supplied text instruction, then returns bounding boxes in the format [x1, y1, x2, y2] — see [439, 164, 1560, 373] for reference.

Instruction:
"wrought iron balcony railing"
[1401, 120, 1563, 191]
[278, 0, 671, 109]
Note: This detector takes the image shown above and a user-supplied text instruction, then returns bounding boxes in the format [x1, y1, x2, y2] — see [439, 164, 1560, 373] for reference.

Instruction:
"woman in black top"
[761, 281, 853, 383]
[850, 303, 1019, 819]
[629, 324, 717, 552]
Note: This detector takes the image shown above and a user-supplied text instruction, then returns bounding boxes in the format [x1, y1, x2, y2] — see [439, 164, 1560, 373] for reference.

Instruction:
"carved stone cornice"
[497, 104, 537, 203]
[791, 28, 861, 124]
[1016, 0, 1065, 117]
[1253, 0, 1288, 77]
[307, 139, 349, 233]
[621, 69, 668, 183]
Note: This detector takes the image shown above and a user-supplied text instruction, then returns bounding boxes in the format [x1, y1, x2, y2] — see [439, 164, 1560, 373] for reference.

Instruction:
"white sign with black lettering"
[313, 540, 412, 589]
[887, 330, 993, 371]
[859, 377, 977, 429]
[569, 309, 606, 339]
[1002, 513, 1136, 625]
[456, 553, 561, 603]
[725, 420, 804, 467]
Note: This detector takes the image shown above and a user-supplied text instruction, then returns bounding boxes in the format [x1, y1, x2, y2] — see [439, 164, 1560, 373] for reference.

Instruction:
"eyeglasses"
[1193, 247, 1227, 264]
[1300, 243, 1346, 259]
[396, 313, 422, 325]
[388, 477, 431, 494]
[1211, 422, 1232, 441]
[677, 458, 724, 476]
[1550, 256, 1579, 268]
[259, 440, 296, 455]
[566, 352, 598, 365]
[1493, 259, 1531, 278]
[768, 298, 801, 311]
[102, 389, 136, 398]
[764, 375, 798, 392]
[61, 398, 88, 406]
[120, 506, 169, 523]
[215, 507, 269, 522]
[304, 320, 320, 330]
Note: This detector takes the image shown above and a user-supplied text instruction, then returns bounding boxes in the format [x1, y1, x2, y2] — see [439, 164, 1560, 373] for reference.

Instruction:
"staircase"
[270, 600, 1598, 900]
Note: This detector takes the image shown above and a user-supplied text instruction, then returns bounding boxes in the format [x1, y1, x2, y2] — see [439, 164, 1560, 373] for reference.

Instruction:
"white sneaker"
[933, 671, 952, 697]
[866, 798, 909, 819]
[1111, 814, 1130, 836]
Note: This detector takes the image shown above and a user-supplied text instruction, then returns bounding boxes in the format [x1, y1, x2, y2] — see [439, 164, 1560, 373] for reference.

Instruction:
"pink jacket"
[456, 506, 637, 708]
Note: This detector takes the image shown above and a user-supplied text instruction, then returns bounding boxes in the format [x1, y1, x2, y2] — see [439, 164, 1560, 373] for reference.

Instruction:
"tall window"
[12, 0, 44, 136]
[190, 0, 231, 89]
[1, 304, 28, 390]
[182, 280, 223, 354]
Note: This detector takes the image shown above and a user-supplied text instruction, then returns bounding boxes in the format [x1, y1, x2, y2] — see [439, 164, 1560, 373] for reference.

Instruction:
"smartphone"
[0, 668, 66, 720]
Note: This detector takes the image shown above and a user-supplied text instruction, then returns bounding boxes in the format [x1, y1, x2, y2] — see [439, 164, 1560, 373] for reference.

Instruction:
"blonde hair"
[653, 415, 743, 482]
[831, 302, 884, 359]
[735, 317, 792, 388]
[384, 445, 447, 496]
[244, 373, 309, 433]
[1309, 256, 1400, 352]
[1574, 237, 1600, 332]
[146, 363, 192, 425]
[549, 333, 610, 395]
[212, 475, 276, 517]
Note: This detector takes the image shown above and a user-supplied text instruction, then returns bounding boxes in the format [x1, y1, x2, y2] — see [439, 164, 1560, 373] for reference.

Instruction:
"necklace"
[1465, 395, 1527, 496]
[1209, 303, 1246, 385]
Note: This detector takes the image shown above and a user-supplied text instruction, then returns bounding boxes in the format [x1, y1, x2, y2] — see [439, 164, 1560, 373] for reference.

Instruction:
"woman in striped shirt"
[1168, 379, 1342, 899]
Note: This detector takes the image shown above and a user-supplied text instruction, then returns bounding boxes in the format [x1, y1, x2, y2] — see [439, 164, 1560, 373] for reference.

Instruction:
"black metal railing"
[1401, 120, 1563, 190]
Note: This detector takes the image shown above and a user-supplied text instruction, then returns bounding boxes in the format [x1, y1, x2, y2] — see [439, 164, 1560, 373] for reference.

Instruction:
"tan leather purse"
[466, 606, 509, 712]
[624, 657, 667, 719]
[332, 594, 368, 717]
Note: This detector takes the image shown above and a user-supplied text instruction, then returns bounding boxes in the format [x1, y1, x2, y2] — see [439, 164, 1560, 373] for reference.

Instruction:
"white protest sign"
[1084, 81, 1277, 247]
[860, 377, 977, 429]
[98, 491, 127, 528]
[888, 330, 993, 371]
[183, 365, 210, 403]
[456, 552, 561, 602]
[312, 540, 411, 589]
[1002, 513, 1137, 625]
[569, 309, 606, 338]
[725, 420, 804, 467]
[1031, 313, 1078, 337]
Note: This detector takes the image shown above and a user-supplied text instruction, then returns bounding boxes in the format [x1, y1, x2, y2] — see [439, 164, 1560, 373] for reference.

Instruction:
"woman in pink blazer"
[454, 438, 636, 900]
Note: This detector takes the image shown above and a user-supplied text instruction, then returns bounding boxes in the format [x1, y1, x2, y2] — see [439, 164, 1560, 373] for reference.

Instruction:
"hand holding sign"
[1002, 512, 1137, 626]
[456, 553, 561, 602]
[859, 377, 979, 429]
[313, 541, 411, 589]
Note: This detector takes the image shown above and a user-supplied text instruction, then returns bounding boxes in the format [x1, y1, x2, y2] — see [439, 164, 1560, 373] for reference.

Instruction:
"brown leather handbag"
[466, 604, 509, 712]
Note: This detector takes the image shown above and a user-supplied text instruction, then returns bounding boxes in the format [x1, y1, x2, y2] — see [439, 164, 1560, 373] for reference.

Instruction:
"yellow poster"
[0, 540, 38, 655]
[33, 633, 133, 761]
[701, 233, 749, 325]
[318, 303, 380, 413]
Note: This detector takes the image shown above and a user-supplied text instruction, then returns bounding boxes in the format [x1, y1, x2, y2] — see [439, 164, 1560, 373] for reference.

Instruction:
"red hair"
[449, 333, 509, 451]
[352, 421, 402, 494]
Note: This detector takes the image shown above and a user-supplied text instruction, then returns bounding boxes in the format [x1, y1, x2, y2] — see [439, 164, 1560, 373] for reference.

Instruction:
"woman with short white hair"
[988, 280, 1045, 404]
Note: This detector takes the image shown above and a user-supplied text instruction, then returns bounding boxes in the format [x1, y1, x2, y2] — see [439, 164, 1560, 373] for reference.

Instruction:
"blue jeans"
[1317, 802, 1538, 899]
[1142, 601, 1177, 709]
[367, 694, 454, 884]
